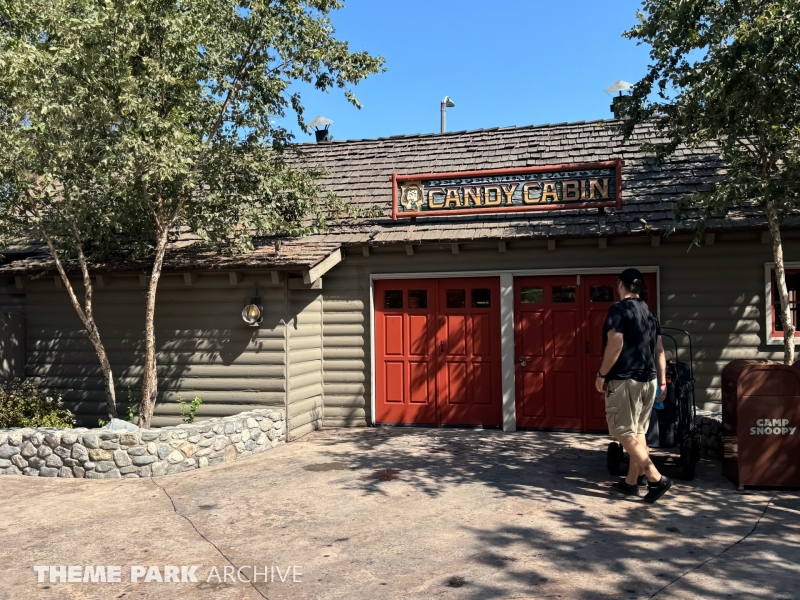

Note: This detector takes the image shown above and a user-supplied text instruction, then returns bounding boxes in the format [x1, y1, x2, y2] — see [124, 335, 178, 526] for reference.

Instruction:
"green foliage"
[126, 389, 138, 424]
[0, 379, 75, 429]
[178, 395, 202, 424]
[618, 0, 800, 227]
[0, 0, 386, 260]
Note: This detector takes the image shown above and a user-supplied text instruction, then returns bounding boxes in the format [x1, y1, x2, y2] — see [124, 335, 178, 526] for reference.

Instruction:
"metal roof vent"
[604, 80, 633, 119]
[309, 115, 333, 143]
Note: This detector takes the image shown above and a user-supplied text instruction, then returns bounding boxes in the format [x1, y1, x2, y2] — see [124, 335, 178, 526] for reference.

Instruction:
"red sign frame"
[391, 159, 623, 220]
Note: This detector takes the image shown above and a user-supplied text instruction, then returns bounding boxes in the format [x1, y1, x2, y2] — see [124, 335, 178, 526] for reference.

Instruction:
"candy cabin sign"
[391, 160, 623, 219]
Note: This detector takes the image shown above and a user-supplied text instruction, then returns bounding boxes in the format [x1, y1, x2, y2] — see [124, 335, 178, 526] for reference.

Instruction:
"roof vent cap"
[309, 115, 333, 143]
[605, 80, 634, 119]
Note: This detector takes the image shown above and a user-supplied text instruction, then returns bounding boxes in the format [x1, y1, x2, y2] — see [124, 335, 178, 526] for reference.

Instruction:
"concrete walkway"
[0, 427, 797, 600]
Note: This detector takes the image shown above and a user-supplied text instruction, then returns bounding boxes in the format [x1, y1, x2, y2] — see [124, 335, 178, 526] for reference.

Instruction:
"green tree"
[0, 5, 125, 419]
[0, 0, 384, 427]
[619, 0, 800, 364]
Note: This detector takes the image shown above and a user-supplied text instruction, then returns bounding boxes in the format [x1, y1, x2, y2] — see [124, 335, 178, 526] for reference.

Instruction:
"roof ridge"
[298, 118, 618, 147]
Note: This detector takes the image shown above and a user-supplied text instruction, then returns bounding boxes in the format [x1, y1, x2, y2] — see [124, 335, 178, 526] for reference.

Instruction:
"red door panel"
[375, 277, 502, 427]
[375, 280, 438, 424]
[514, 273, 659, 431]
[437, 278, 503, 426]
[515, 276, 584, 429]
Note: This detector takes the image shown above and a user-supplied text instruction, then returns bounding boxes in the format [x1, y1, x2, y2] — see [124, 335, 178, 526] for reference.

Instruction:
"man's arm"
[655, 335, 667, 392]
[595, 330, 623, 393]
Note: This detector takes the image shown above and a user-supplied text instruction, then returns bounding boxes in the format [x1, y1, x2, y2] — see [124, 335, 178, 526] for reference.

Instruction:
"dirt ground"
[0, 427, 798, 600]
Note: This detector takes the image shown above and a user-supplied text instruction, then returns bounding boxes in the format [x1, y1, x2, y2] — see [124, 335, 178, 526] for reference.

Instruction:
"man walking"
[595, 268, 671, 503]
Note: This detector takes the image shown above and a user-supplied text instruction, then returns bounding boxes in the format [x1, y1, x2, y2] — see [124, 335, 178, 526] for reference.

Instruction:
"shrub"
[178, 395, 202, 424]
[0, 379, 75, 428]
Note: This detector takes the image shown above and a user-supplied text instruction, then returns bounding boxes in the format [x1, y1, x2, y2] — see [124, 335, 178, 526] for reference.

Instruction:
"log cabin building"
[2, 119, 799, 439]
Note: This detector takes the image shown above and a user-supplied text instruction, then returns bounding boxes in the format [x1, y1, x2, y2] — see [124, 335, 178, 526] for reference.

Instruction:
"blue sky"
[284, 0, 652, 142]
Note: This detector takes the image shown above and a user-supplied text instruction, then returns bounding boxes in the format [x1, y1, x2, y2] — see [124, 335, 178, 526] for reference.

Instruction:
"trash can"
[721, 359, 800, 490]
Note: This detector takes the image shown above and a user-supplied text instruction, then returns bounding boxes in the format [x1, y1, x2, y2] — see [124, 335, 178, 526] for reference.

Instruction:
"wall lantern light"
[242, 286, 263, 326]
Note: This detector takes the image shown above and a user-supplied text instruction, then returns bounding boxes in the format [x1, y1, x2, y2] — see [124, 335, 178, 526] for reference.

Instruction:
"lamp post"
[440, 96, 455, 133]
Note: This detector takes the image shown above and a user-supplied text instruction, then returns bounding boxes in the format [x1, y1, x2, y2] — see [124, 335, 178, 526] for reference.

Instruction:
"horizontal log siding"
[286, 288, 324, 440]
[322, 270, 368, 427]
[321, 234, 800, 418]
[21, 273, 287, 427]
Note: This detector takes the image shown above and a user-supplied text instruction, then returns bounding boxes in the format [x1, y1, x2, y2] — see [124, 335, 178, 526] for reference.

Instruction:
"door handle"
[516, 357, 528, 367]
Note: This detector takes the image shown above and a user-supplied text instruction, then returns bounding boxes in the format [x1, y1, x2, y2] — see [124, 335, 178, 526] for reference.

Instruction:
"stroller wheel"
[607, 442, 624, 476]
[680, 441, 696, 481]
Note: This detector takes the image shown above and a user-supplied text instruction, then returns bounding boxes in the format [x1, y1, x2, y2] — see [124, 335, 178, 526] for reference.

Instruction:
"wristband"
[597, 371, 607, 378]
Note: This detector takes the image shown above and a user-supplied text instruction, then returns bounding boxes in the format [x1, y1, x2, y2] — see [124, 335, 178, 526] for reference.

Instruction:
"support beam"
[705, 232, 716, 246]
[498, 241, 507, 253]
[304, 248, 342, 284]
[547, 239, 556, 252]
[271, 271, 285, 285]
[451, 243, 459, 255]
[14, 276, 23, 290]
[651, 236, 661, 247]
[598, 238, 607, 250]
[405, 244, 415, 256]
[362, 245, 370, 257]
[761, 231, 770, 244]
[183, 273, 199, 286]
[229, 271, 243, 285]
[95, 274, 106, 289]
[54, 276, 62, 289]
[499, 273, 516, 432]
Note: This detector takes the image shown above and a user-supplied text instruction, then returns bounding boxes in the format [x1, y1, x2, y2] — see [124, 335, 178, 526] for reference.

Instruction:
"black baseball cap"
[618, 268, 643, 287]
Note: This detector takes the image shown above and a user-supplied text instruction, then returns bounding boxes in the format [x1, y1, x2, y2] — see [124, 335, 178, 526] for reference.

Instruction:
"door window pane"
[384, 290, 403, 309]
[552, 286, 576, 303]
[589, 285, 614, 302]
[520, 287, 544, 304]
[446, 289, 466, 309]
[471, 288, 491, 308]
[408, 289, 428, 309]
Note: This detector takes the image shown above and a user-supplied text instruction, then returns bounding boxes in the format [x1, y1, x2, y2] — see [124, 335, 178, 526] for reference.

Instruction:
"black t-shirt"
[602, 298, 661, 382]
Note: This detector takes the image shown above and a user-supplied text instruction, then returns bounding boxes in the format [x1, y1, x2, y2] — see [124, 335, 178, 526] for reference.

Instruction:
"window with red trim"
[771, 269, 800, 337]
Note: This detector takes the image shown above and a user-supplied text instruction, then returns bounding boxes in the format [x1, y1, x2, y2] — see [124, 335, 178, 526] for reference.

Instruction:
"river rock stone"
[20, 441, 37, 458]
[132, 455, 157, 466]
[113, 450, 131, 467]
[88, 449, 113, 462]
[0, 444, 20, 459]
[71, 444, 89, 462]
[45, 454, 63, 468]
[37, 445, 52, 458]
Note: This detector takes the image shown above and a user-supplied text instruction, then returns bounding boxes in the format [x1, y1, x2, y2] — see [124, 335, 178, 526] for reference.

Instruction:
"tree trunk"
[766, 199, 796, 364]
[39, 233, 118, 419]
[138, 227, 171, 428]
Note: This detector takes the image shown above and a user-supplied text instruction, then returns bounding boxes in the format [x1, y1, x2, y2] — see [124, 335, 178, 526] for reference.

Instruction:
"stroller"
[606, 328, 701, 481]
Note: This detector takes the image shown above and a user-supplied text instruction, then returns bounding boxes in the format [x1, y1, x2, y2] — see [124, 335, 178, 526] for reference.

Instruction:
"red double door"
[514, 274, 658, 431]
[375, 278, 502, 426]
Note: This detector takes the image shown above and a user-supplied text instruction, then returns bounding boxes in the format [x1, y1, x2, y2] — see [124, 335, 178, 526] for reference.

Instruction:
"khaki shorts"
[605, 378, 657, 438]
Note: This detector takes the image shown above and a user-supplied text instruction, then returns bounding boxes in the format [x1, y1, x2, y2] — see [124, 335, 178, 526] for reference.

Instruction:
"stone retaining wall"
[0, 409, 285, 478]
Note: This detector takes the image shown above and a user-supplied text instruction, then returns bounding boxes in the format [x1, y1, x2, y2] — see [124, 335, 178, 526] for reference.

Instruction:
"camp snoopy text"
[749, 418, 796, 436]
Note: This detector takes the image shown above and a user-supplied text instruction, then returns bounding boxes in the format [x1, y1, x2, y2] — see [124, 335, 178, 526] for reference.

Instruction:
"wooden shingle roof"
[291, 118, 788, 246]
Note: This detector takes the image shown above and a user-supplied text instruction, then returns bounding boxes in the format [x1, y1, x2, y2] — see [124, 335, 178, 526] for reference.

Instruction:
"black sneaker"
[611, 478, 640, 496]
[644, 476, 672, 503]
[637, 475, 647, 486]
